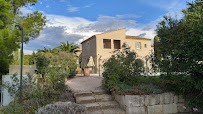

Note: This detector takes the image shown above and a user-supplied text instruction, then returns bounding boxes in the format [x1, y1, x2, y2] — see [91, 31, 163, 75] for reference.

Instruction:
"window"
[103, 39, 111, 49]
[114, 40, 121, 49]
[136, 42, 141, 49]
[144, 44, 147, 48]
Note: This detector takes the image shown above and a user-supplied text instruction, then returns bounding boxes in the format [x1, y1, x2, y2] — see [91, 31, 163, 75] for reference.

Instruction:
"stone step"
[83, 101, 119, 111]
[74, 92, 92, 97]
[95, 94, 114, 102]
[84, 102, 100, 110]
[88, 108, 126, 114]
[76, 94, 113, 104]
[76, 96, 95, 104]
[91, 90, 107, 95]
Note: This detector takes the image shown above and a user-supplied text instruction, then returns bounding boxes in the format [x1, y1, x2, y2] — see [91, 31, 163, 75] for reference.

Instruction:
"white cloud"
[126, 28, 156, 39]
[46, 5, 50, 8]
[24, 50, 37, 55]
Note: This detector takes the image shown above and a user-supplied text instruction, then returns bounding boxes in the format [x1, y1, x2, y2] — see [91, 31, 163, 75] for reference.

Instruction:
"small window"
[114, 40, 121, 49]
[144, 44, 147, 48]
[103, 39, 111, 49]
[136, 42, 141, 49]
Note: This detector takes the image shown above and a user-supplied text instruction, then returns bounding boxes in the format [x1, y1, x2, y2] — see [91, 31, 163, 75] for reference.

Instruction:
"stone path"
[66, 76, 103, 92]
[66, 76, 125, 114]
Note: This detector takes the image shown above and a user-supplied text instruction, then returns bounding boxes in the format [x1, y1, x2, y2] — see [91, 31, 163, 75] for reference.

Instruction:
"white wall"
[1, 75, 27, 106]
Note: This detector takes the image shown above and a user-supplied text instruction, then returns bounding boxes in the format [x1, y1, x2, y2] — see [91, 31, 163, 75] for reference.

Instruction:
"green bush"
[160, 74, 203, 110]
[102, 43, 144, 92]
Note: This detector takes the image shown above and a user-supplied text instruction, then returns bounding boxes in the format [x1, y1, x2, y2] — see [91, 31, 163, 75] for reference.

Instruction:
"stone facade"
[81, 28, 153, 73]
[113, 92, 191, 114]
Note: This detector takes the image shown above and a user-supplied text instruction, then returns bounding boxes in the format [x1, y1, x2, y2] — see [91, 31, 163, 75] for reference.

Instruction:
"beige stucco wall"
[81, 28, 153, 73]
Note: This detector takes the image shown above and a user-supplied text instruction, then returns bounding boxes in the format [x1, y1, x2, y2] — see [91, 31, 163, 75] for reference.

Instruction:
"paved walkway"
[66, 76, 103, 92]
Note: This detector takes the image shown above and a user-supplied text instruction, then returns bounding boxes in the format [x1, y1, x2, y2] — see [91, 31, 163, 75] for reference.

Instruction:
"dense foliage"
[1, 73, 68, 114]
[0, 0, 46, 76]
[102, 44, 163, 95]
[156, 0, 203, 110]
[34, 51, 77, 79]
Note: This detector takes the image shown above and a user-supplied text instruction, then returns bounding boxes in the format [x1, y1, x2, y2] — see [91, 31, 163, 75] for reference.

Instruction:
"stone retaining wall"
[113, 92, 192, 114]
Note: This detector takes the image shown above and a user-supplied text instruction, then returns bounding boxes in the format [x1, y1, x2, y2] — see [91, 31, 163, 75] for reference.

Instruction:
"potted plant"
[83, 66, 90, 76]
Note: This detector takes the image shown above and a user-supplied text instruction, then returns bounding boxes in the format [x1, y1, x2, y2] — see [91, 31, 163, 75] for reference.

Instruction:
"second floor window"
[103, 39, 111, 49]
[136, 42, 141, 49]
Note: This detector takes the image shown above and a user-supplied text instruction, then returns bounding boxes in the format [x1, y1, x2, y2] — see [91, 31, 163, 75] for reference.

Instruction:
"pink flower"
[193, 108, 198, 111]
[182, 105, 187, 109]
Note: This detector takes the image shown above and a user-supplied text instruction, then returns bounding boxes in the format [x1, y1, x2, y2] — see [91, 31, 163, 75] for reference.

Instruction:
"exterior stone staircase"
[74, 90, 125, 114]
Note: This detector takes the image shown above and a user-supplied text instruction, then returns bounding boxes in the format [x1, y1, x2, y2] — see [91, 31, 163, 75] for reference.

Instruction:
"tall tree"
[0, 0, 46, 76]
[156, 0, 203, 109]
[56, 41, 79, 54]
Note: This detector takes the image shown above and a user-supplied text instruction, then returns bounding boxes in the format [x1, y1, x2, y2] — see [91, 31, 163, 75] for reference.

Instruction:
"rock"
[147, 105, 163, 114]
[125, 95, 145, 107]
[163, 103, 178, 114]
[126, 106, 145, 114]
[174, 95, 178, 103]
[114, 94, 126, 110]
[149, 94, 160, 105]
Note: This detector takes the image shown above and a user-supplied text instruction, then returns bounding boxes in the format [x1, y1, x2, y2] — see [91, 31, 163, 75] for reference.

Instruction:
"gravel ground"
[65, 76, 103, 92]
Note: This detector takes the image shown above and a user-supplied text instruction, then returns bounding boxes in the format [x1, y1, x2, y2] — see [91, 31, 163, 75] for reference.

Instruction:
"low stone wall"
[113, 92, 192, 114]
[9, 65, 37, 75]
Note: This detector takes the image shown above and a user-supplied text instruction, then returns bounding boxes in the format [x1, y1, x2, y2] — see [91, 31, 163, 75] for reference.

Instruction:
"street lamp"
[15, 25, 23, 104]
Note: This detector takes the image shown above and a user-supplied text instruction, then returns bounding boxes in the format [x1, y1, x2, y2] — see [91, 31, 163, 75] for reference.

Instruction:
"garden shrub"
[103, 43, 147, 92]
[1, 103, 25, 114]
[36, 102, 87, 114]
[45, 51, 77, 78]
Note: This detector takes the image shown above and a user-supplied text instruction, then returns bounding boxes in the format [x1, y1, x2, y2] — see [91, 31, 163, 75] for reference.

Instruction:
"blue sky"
[22, 0, 193, 55]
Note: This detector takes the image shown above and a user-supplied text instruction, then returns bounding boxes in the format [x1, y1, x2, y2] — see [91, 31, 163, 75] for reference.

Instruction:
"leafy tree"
[36, 52, 50, 78]
[156, 0, 203, 109]
[56, 41, 79, 54]
[0, 0, 46, 76]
